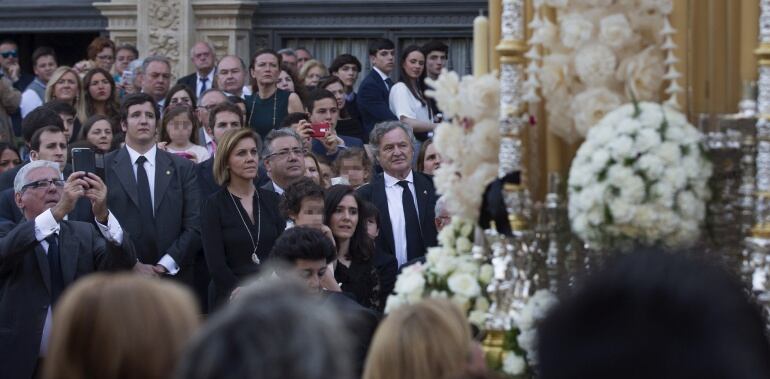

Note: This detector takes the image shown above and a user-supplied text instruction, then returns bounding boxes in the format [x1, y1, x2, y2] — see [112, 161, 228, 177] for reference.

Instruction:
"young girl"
[158, 105, 210, 163]
[334, 147, 371, 188]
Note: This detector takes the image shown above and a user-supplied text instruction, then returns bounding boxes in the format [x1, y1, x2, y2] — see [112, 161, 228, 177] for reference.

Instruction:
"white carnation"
[636, 127, 662, 153]
[447, 272, 481, 298]
[599, 13, 634, 49]
[502, 351, 527, 375]
[560, 13, 594, 49]
[608, 135, 635, 161]
[574, 44, 616, 87]
[432, 255, 457, 276]
[394, 266, 426, 296]
[571, 87, 623, 136]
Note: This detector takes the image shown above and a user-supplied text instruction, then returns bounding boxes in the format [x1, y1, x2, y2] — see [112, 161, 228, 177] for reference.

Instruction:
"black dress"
[202, 187, 285, 309]
[245, 89, 291, 140]
[335, 250, 397, 312]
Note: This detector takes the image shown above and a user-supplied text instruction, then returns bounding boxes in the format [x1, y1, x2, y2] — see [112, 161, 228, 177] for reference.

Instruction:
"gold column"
[489, 0, 501, 72]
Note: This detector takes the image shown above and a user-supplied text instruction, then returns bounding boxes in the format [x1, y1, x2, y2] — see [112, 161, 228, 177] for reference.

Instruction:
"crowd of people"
[2, 35, 770, 379]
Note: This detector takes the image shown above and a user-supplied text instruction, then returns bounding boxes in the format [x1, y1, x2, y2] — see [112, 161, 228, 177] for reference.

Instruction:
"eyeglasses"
[267, 147, 305, 160]
[22, 178, 65, 191]
[0, 50, 18, 58]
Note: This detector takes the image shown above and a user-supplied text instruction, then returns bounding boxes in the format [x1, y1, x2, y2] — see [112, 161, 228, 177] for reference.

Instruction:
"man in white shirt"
[357, 121, 438, 267]
[216, 55, 247, 99]
[0, 160, 136, 379]
[177, 42, 216, 97]
[20, 47, 57, 117]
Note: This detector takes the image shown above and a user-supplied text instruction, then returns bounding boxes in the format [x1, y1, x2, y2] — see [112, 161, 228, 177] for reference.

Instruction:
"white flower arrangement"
[568, 101, 712, 250]
[426, 71, 501, 221]
[528, 0, 674, 139]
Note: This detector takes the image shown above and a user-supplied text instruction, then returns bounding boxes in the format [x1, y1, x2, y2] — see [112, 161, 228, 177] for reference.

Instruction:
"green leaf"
[629, 90, 641, 118]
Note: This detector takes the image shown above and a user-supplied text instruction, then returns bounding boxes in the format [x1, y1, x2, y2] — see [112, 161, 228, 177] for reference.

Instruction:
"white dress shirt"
[196, 70, 215, 96]
[35, 208, 124, 355]
[383, 170, 419, 267]
[20, 88, 43, 118]
[389, 82, 431, 122]
[125, 144, 180, 275]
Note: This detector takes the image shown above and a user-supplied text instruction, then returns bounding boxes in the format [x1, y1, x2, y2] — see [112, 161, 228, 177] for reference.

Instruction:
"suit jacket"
[177, 73, 198, 93]
[357, 171, 438, 263]
[0, 219, 137, 379]
[105, 147, 201, 277]
[357, 70, 397, 136]
[310, 135, 364, 161]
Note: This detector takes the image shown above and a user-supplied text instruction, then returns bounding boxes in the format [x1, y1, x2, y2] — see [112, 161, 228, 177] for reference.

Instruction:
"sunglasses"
[0, 50, 18, 58]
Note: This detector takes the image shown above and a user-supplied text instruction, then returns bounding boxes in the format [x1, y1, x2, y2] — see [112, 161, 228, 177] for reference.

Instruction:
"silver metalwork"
[501, 0, 524, 41]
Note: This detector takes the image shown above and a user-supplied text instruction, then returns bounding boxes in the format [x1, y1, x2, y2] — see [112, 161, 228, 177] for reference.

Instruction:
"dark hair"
[304, 89, 336, 114]
[164, 83, 198, 111]
[31, 46, 56, 66]
[360, 200, 380, 229]
[44, 100, 77, 118]
[208, 102, 244, 130]
[83, 67, 120, 119]
[86, 36, 116, 61]
[30, 125, 64, 151]
[334, 147, 372, 181]
[0, 142, 20, 161]
[78, 114, 114, 145]
[329, 54, 362, 74]
[323, 185, 374, 263]
[280, 176, 325, 219]
[368, 38, 395, 56]
[22, 106, 64, 143]
[120, 93, 159, 123]
[397, 45, 428, 106]
[281, 63, 308, 103]
[318, 76, 349, 118]
[280, 112, 309, 129]
[270, 226, 337, 264]
[227, 96, 246, 107]
[538, 249, 770, 379]
[249, 48, 282, 93]
[116, 44, 139, 59]
[421, 40, 449, 56]
[415, 138, 434, 173]
[160, 105, 200, 145]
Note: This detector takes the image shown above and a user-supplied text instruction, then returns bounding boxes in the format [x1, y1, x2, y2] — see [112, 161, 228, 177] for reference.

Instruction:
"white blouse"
[389, 82, 431, 122]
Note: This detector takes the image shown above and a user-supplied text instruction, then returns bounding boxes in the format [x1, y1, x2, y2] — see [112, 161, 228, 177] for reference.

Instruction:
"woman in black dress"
[202, 128, 285, 309]
[324, 185, 396, 311]
[245, 49, 304, 139]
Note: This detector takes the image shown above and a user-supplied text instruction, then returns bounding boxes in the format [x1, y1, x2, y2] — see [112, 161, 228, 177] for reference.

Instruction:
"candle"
[473, 12, 489, 76]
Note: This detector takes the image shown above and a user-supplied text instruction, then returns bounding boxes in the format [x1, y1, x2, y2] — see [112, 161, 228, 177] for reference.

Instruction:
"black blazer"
[201, 187, 284, 308]
[176, 73, 198, 92]
[356, 69, 397, 136]
[104, 147, 201, 276]
[357, 171, 438, 263]
[0, 219, 136, 379]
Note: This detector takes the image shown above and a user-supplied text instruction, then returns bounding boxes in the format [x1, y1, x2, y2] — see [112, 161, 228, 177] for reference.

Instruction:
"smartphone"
[71, 148, 96, 174]
[122, 70, 134, 84]
[311, 123, 329, 138]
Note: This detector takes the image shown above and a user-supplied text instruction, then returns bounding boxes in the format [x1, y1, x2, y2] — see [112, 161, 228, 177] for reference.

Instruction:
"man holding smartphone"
[304, 89, 363, 160]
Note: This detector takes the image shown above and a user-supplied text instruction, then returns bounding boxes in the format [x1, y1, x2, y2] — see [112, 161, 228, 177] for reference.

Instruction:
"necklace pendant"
[252, 252, 261, 265]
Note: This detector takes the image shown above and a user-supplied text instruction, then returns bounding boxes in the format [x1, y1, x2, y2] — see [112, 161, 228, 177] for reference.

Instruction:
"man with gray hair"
[277, 48, 298, 71]
[140, 55, 172, 107]
[0, 160, 136, 379]
[357, 121, 438, 267]
[215, 55, 247, 99]
[178, 41, 217, 97]
[261, 128, 306, 195]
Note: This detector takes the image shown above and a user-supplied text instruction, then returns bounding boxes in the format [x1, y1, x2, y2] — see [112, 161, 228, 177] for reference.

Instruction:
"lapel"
[154, 150, 173, 213]
[373, 174, 395, 254]
[413, 173, 430, 227]
[34, 244, 51, 295]
[112, 147, 140, 208]
[58, 223, 79, 284]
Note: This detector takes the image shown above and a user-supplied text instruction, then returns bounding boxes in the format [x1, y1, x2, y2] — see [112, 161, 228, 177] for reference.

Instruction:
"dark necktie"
[385, 77, 394, 90]
[46, 234, 64, 307]
[136, 156, 158, 262]
[397, 180, 424, 261]
[199, 77, 208, 96]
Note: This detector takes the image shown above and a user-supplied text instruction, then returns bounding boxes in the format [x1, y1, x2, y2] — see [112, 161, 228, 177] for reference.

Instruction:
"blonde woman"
[45, 66, 86, 122]
[299, 59, 329, 88]
[363, 299, 487, 379]
[43, 273, 200, 379]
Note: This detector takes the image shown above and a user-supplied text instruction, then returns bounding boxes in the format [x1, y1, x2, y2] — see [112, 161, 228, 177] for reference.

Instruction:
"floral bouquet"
[567, 101, 712, 250]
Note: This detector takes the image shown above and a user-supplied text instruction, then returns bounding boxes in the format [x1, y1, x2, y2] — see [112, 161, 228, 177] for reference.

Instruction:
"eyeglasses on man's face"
[22, 178, 65, 191]
[267, 147, 306, 160]
[0, 50, 18, 58]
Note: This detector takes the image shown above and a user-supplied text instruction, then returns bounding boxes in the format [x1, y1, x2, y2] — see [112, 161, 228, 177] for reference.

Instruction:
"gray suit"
[105, 146, 201, 285]
[0, 219, 136, 379]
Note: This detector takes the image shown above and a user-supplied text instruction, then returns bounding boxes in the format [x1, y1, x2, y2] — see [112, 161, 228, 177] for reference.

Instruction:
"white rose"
[479, 264, 494, 284]
[394, 269, 426, 296]
[454, 258, 479, 275]
[451, 294, 471, 312]
[570, 87, 623, 136]
[616, 46, 665, 101]
[432, 255, 457, 276]
[540, 54, 573, 95]
[574, 44, 617, 87]
[455, 237, 473, 253]
[599, 13, 634, 49]
[502, 351, 527, 375]
[425, 247, 444, 265]
[468, 310, 487, 327]
[447, 272, 481, 298]
[437, 225, 455, 249]
[560, 13, 594, 49]
[474, 297, 490, 312]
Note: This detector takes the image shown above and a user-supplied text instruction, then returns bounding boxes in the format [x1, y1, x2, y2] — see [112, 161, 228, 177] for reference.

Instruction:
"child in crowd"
[159, 105, 210, 163]
[361, 199, 380, 240]
[334, 147, 371, 188]
[280, 176, 327, 228]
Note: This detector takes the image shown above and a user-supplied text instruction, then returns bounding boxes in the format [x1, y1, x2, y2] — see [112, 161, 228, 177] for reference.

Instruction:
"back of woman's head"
[538, 249, 770, 379]
[44, 273, 200, 379]
[363, 299, 472, 379]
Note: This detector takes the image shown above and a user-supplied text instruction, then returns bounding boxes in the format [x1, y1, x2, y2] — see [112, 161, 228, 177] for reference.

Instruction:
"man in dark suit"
[261, 128, 306, 195]
[0, 160, 136, 379]
[105, 93, 201, 285]
[357, 38, 398, 139]
[357, 121, 438, 267]
[177, 41, 216, 98]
